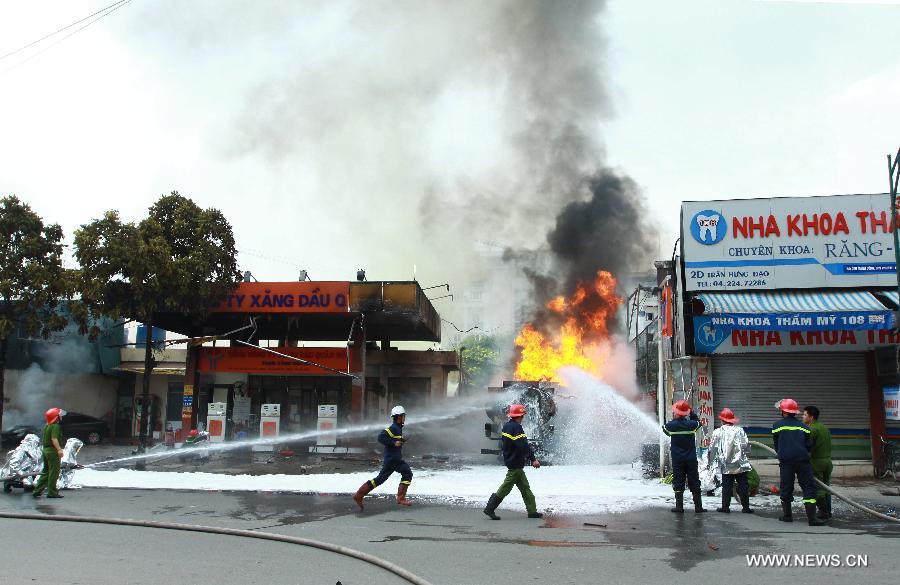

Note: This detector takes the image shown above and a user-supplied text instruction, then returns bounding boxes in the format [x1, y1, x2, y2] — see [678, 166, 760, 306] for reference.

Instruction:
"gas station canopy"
[151, 281, 443, 342]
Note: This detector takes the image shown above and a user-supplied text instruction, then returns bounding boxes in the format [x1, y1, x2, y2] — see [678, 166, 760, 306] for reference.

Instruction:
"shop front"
[195, 345, 360, 442]
[679, 194, 900, 466]
[147, 280, 457, 448]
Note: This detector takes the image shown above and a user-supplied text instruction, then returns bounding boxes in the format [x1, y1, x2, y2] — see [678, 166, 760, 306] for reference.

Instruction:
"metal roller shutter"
[710, 353, 870, 428]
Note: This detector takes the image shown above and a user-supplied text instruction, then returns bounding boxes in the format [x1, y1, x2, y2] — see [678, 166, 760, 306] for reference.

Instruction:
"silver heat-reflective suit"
[699, 425, 752, 492]
[58, 438, 84, 489]
[708, 424, 752, 474]
[1, 434, 82, 489]
[1, 434, 42, 487]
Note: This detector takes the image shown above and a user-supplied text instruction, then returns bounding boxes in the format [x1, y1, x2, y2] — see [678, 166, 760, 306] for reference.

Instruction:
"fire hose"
[0, 511, 434, 585]
[748, 440, 900, 525]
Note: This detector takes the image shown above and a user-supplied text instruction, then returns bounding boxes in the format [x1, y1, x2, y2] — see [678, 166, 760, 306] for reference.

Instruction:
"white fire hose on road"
[748, 440, 900, 525]
[0, 511, 434, 585]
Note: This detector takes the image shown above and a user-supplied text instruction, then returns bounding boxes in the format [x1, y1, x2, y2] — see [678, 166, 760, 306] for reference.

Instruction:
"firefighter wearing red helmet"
[482, 403, 543, 520]
[772, 398, 826, 526]
[708, 408, 754, 514]
[664, 399, 706, 513]
[32, 407, 66, 499]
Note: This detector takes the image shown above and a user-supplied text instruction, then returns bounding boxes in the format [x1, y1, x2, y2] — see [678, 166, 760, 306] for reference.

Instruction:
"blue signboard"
[701, 310, 892, 333]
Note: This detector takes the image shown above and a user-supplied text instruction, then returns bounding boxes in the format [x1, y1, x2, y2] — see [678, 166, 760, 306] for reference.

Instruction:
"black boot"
[691, 490, 707, 513]
[717, 485, 732, 513]
[816, 496, 832, 520]
[670, 491, 684, 514]
[527, 512, 544, 519]
[805, 503, 826, 526]
[778, 500, 793, 522]
[483, 493, 502, 520]
[740, 493, 754, 514]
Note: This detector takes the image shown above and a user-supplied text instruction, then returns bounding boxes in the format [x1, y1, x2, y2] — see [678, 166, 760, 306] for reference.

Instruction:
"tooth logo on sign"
[694, 316, 728, 352]
[690, 209, 726, 245]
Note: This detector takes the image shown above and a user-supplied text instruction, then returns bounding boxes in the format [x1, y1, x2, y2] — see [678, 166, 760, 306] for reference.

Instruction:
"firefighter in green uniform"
[32, 407, 66, 499]
[803, 405, 832, 520]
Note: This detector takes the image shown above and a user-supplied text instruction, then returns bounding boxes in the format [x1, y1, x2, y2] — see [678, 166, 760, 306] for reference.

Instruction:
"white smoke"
[4, 338, 95, 428]
[123, 1, 615, 341]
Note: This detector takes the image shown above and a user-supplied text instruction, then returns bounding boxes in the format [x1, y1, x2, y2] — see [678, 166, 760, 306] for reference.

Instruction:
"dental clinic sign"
[682, 194, 898, 290]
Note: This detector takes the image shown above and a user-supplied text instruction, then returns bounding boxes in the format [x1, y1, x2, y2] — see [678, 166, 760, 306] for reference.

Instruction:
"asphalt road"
[0, 487, 898, 585]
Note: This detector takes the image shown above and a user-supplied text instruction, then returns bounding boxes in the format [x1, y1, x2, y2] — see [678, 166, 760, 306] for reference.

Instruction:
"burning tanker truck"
[481, 381, 558, 462]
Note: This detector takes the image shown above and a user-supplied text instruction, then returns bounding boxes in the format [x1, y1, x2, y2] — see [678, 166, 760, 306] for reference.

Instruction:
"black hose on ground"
[748, 440, 900, 524]
[0, 511, 434, 585]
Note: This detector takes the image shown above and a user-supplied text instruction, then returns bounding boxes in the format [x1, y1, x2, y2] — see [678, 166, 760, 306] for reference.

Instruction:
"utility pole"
[890, 148, 900, 299]
[885, 148, 900, 476]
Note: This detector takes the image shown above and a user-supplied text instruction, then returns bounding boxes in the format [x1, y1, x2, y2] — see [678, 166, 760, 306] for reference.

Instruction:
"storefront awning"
[875, 290, 900, 308]
[696, 290, 893, 331]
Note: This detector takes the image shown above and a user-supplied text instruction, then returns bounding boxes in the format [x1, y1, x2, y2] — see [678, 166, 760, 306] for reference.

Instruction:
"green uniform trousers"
[495, 468, 536, 514]
[33, 448, 61, 497]
[811, 458, 832, 500]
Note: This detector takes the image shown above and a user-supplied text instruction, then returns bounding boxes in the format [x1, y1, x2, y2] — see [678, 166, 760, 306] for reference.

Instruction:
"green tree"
[459, 334, 499, 391]
[0, 196, 68, 431]
[73, 192, 241, 454]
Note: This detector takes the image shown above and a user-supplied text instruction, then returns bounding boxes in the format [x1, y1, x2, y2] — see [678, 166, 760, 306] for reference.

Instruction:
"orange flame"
[514, 270, 623, 383]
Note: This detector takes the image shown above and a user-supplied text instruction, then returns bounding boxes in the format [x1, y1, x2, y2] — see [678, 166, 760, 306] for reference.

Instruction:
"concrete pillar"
[350, 319, 366, 421]
[181, 345, 200, 436]
[379, 364, 389, 418]
[430, 369, 446, 401]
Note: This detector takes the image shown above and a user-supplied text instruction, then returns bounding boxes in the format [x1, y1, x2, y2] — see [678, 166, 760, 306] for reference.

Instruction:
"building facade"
[124, 280, 460, 446]
[664, 194, 900, 469]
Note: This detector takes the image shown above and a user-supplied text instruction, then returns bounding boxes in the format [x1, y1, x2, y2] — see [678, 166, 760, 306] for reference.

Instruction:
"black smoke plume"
[526, 170, 656, 335]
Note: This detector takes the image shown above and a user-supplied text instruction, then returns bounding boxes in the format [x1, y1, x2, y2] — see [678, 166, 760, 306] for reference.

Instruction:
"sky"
[1, 0, 899, 330]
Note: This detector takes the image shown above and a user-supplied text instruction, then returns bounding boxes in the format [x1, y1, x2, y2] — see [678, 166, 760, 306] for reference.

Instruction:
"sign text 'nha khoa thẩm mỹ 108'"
[682, 194, 900, 290]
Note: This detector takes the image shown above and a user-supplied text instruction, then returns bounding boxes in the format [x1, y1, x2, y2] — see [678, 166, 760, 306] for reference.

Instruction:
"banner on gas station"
[212, 282, 350, 313]
[198, 347, 360, 374]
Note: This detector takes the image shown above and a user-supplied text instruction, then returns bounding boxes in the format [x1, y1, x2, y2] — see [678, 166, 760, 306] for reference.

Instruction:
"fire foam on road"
[72, 464, 672, 515]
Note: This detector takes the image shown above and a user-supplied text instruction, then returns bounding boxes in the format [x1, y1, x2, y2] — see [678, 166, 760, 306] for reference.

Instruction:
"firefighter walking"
[32, 407, 66, 499]
[353, 405, 413, 510]
[773, 398, 826, 526]
[664, 399, 706, 513]
[483, 403, 543, 520]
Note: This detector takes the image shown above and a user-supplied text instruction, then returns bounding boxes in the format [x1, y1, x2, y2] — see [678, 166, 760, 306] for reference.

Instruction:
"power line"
[1, 0, 134, 73]
[0, 0, 130, 62]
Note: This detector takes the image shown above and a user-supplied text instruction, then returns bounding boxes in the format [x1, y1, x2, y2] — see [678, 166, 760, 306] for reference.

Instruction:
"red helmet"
[671, 400, 691, 416]
[508, 404, 526, 418]
[778, 398, 800, 414]
[187, 429, 200, 438]
[718, 408, 738, 424]
[45, 407, 65, 424]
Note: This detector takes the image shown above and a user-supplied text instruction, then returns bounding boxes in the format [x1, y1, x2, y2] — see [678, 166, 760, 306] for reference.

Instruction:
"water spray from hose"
[88, 394, 491, 469]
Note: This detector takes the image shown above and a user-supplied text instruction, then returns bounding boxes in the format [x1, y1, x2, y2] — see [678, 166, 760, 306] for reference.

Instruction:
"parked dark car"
[1, 424, 39, 448]
[60, 412, 108, 445]
[1, 412, 108, 448]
